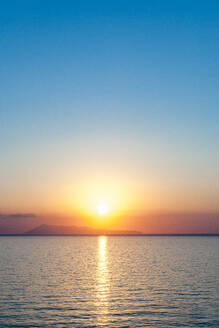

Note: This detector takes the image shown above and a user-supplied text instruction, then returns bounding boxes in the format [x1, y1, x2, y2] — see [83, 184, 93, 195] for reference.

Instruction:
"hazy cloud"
[0, 213, 36, 220]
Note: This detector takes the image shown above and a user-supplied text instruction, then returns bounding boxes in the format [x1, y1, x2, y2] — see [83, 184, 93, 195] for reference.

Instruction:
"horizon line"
[0, 234, 218, 237]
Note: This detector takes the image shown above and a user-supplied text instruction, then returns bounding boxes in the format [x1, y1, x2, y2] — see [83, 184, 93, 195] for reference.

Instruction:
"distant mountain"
[0, 213, 141, 235]
[26, 224, 141, 235]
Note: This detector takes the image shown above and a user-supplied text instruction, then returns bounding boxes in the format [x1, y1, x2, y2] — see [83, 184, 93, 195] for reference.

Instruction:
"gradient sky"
[1, 1, 219, 226]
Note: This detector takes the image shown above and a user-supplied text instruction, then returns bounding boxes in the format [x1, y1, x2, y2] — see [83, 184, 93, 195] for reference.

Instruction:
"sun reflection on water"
[96, 236, 109, 325]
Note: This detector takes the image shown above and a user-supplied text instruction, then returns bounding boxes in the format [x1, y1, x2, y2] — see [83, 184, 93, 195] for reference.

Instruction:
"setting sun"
[97, 203, 109, 216]
[64, 177, 136, 223]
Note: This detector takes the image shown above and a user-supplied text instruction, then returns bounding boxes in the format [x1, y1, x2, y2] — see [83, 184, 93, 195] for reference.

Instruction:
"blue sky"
[0, 1, 219, 214]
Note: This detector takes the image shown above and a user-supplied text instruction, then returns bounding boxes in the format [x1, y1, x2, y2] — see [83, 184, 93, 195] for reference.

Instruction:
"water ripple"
[0, 236, 218, 327]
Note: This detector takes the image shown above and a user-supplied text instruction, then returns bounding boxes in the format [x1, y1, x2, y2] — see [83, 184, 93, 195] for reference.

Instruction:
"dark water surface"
[0, 236, 218, 327]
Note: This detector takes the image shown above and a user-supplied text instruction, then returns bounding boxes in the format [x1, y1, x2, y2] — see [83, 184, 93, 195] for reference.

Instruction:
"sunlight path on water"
[96, 236, 109, 326]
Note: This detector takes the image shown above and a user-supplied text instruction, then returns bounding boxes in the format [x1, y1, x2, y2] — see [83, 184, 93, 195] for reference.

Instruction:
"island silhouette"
[26, 224, 141, 235]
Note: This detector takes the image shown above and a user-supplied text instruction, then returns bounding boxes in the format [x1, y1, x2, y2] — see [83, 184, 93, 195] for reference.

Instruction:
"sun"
[97, 203, 109, 216]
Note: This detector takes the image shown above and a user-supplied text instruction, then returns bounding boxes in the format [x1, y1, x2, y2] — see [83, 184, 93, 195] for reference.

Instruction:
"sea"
[0, 236, 218, 327]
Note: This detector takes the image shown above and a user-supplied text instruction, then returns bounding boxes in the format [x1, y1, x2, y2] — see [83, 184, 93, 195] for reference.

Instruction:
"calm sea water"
[0, 236, 218, 327]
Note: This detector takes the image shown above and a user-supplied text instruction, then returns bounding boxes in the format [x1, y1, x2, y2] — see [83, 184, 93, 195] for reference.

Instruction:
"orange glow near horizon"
[63, 178, 137, 228]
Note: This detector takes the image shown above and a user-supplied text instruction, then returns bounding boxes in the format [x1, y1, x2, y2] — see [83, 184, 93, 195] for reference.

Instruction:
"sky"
[0, 1, 219, 232]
